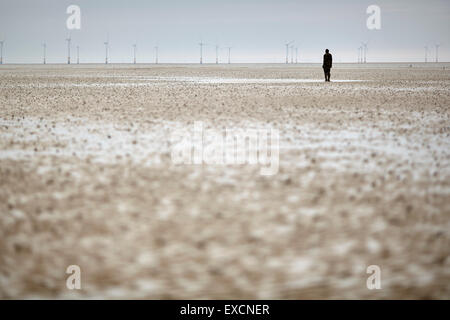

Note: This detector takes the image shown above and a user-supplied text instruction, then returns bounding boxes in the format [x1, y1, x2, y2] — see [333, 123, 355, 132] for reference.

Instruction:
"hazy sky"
[0, 0, 449, 63]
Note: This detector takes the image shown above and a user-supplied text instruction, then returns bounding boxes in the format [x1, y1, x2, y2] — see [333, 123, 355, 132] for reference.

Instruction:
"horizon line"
[1, 61, 450, 65]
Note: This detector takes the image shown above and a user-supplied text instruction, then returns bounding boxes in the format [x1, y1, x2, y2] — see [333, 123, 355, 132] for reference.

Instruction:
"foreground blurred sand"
[0, 64, 449, 299]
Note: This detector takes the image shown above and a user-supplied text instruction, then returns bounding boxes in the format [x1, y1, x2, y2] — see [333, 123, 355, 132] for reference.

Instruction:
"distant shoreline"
[1, 62, 450, 66]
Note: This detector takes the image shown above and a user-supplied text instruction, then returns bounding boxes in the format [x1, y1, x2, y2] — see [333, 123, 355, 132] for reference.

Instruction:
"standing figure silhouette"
[322, 49, 332, 82]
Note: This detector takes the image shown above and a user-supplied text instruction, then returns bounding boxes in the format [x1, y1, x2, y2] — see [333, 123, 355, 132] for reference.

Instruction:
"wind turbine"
[285, 41, 293, 64]
[133, 44, 137, 64]
[435, 44, 440, 63]
[295, 47, 298, 64]
[199, 41, 206, 64]
[76, 45, 79, 64]
[66, 36, 71, 64]
[361, 42, 368, 63]
[225, 46, 232, 64]
[42, 43, 46, 64]
[424, 46, 428, 63]
[357, 47, 361, 63]
[154, 46, 158, 64]
[104, 35, 109, 64]
[0, 40, 3, 64]
[215, 44, 219, 64]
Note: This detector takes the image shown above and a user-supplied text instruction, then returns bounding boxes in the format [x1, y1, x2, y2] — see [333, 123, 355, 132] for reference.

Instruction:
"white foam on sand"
[129, 76, 365, 84]
[0, 76, 367, 89]
[1, 116, 448, 180]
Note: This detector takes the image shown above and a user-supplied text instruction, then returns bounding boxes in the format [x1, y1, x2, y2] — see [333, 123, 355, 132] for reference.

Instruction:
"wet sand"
[0, 63, 449, 299]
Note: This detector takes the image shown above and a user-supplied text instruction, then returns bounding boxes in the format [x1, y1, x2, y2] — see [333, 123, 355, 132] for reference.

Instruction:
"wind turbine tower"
[66, 36, 71, 64]
[199, 41, 206, 64]
[424, 46, 428, 63]
[42, 43, 46, 64]
[76, 45, 79, 64]
[435, 44, 440, 63]
[295, 47, 298, 64]
[361, 42, 368, 63]
[104, 36, 109, 64]
[0, 41, 3, 64]
[215, 44, 219, 64]
[133, 44, 137, 64]
[226, 47, 231, 64]
[154, 46, 158, 64]
[285, 41, 293, 64]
